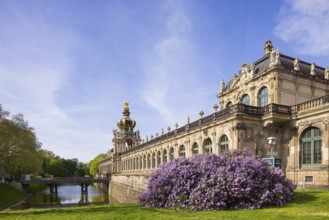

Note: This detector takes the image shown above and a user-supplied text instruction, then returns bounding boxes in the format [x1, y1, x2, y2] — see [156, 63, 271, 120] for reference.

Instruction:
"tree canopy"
[0, 104, 90, 178]
[0, 105, 43, 177]
[88, 153, 106, 177]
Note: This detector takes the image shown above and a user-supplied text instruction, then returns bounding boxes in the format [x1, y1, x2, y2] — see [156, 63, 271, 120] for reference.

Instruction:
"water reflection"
[27, 184, 109, 208]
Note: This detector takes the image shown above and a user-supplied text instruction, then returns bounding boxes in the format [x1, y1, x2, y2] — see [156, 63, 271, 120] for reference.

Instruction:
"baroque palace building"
[100, 40, 329, 202]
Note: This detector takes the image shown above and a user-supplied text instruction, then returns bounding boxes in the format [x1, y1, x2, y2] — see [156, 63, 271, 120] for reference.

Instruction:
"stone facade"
[109, 175, 148, 203]
[100, 40, 329, 202]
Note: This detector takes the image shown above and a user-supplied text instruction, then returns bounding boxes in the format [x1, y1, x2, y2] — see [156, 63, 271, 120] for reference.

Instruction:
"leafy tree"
[39, 149, 62, 177]
[0, 106, 43, 177]
[46, 159, 66, 177]
[88, 154, 106, 177]
[76, 162, 89, 177]
[62, 159, 78, 177]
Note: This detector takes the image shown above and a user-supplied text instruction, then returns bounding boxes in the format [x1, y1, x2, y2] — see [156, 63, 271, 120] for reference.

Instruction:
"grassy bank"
[1, 190, 329, 219]
[0, 183, 26, 209]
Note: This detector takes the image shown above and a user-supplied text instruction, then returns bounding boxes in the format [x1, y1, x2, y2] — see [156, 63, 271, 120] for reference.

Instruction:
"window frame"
[179, 145, 186, 157]
[258, 87, 268, 107]
[301, 127, 322, 167]
[204, 138, 213, 153]
[241, 94, 250, 105]
[169, 147, 175, 160]
[192, 142, 199, 154]
[226, 101, 233, 108]
[220, 135, 229, 153]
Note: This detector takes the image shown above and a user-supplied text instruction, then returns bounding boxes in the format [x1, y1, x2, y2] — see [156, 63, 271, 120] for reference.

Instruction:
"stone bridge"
[19, 176, 111, 194]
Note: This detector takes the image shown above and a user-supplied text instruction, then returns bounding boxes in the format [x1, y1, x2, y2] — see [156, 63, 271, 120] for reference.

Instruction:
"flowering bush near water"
[138, 149, 295, 210]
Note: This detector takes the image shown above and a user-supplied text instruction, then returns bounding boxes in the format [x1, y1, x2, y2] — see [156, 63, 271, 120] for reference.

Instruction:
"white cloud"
[275, 0, 329, 56]
[141, 1, 198, 125]
[0, 3, 98, 160]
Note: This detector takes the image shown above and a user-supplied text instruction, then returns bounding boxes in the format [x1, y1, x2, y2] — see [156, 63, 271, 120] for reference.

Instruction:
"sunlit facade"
[100, 40, 329, 191]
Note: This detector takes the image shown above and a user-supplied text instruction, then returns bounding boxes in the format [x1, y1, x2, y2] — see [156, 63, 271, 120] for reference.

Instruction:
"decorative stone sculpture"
[275, 49, 280, 65]
[167, 126, 171, 132]
[161, 128, 164, 135]
[249, 64, 255, 76]
[264, 39, 273, 55]
[241, 63, 249, 74]
[175, 123, 178, 129]
[186, 116, 190, 124]
[213, 104, 218, 112]
[293, 58, 300, 71]
[199, 111, 204, 118]
[220, 79, 225, 93]
[325, 68, 329, 80]
[269, 48, 280, 67]
[310, 63, 316, 76]
[146, 136, 148, 141]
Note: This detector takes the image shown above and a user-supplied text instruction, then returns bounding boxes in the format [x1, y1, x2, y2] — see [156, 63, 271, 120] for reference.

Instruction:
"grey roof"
[224, 53, 327, 91]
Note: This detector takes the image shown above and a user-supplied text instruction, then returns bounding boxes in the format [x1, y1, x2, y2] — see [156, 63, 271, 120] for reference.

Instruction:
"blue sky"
[1, 0, 329, 162]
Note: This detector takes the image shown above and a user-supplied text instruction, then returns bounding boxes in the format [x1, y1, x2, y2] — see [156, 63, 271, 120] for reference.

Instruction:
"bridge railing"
[20, 176, 111, 184]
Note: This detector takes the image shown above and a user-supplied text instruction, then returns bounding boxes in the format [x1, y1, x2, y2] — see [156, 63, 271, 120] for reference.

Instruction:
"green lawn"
[1, 190, 329, 220]
[0, 183, 26, 210]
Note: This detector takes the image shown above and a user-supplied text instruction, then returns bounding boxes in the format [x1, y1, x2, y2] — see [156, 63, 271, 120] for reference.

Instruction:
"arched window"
[241, 94, 250, 105]
[204, 138, 212, 153]
[163, 149, 168, 163]
[143, 155, 146, 169]
[258, 87, 268, 107]
[152, 152, 156, 168]
[169, 147, 175, 160]
[147, 154, 151, 169]
[136, 157, 139, 170]
[140, 156, 142, 169]
[301, 127, 322, 167]
[157, 151, 161, 167]
[226, 101, 233, 108]
[220, 135, 229, 153]
[192, 142, 199, 154]
[179, 145, 186, 157]
[133, 158, 135, 170]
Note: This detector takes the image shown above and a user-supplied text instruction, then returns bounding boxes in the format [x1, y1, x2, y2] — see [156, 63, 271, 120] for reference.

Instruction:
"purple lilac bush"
[138, 149, 295, 210]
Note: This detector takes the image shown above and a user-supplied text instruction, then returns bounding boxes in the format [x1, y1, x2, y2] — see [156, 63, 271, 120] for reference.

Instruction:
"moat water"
[16, 185, 109, 209]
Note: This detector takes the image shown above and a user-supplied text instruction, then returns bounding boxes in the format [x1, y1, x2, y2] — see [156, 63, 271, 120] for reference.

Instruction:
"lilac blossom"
[138, 148, 295, 210]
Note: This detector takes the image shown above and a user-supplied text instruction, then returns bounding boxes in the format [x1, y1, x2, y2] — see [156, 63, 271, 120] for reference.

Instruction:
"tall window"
[147, 154, 151, 169]
[241, 94, 250, 105]
[163, 149, 168, 163]
[258, 87, 268, 107]
[152, 152, 156, 168]
[204, 138, 212, 153]
[220, 135, 229, 153]
[226, 101, 233, 108]
[179, 145, 186, 157]
[157, 151, 161, 167]
[143, 155, 146, 169]
[192, 142, 199, 154]
[140, 156, 142, 169]
[169, 147, 175, 160]
[301, 127, 322, 167]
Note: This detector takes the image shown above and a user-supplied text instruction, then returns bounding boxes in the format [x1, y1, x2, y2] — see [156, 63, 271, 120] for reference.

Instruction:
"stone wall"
[109, 174, 148, 204]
